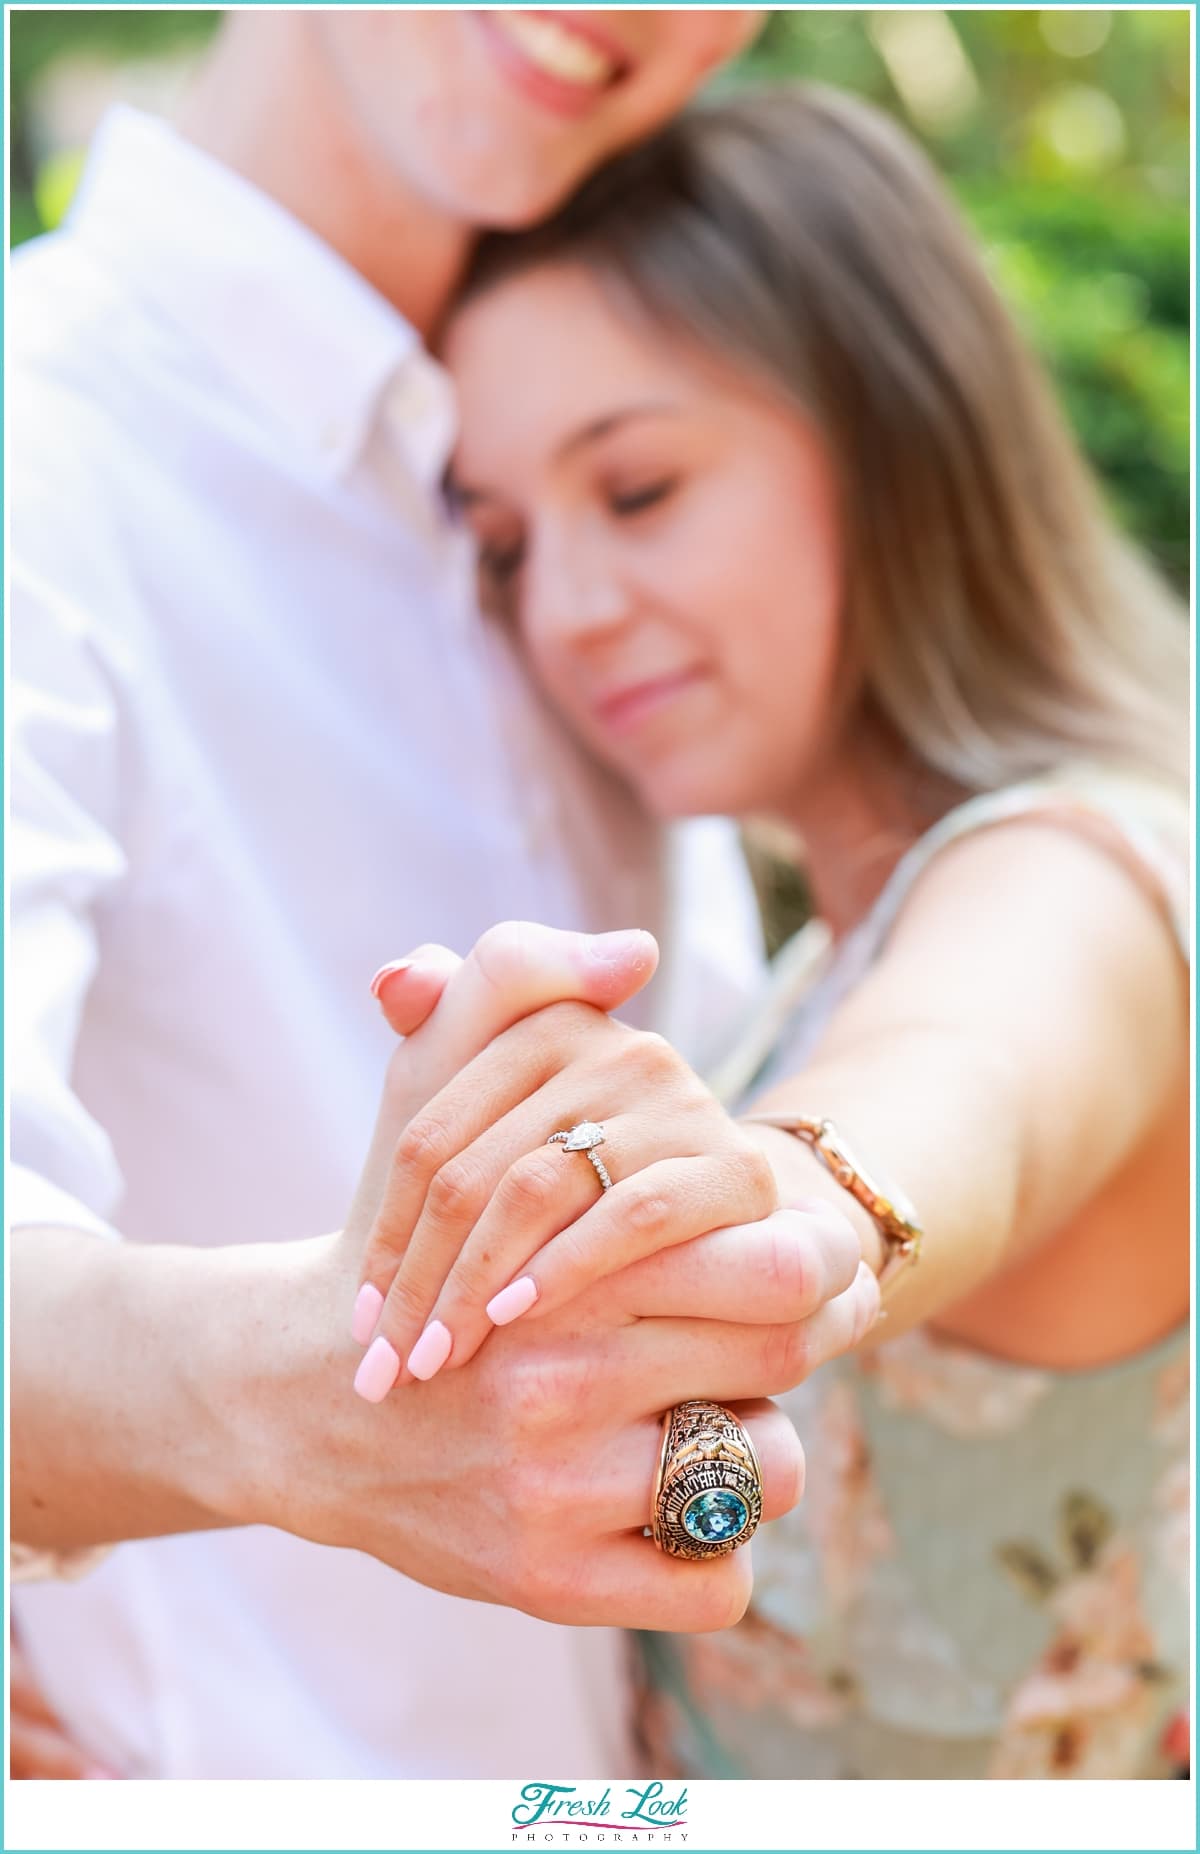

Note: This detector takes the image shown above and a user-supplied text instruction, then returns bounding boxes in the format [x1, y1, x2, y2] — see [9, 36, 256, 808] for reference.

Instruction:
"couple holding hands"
[11, 8, 1188, 1783]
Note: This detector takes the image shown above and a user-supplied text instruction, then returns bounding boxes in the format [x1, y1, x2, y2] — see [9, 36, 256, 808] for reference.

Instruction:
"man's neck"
[175, 15, 471, 338]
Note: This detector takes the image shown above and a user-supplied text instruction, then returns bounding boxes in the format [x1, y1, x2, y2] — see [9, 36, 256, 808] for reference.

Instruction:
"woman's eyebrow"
[555, 402, 682, 463]
[449, 403, 684, 508]
[447, 481, 493, 510]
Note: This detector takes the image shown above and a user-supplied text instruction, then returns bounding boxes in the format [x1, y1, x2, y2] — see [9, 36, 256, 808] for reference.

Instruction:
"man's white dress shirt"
[9, 109, 763, 1779]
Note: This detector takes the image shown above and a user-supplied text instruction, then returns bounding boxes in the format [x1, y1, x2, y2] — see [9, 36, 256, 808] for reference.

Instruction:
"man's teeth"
[492, 11, 618, 87]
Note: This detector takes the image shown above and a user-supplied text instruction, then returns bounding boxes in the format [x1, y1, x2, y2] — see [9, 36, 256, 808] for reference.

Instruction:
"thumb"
[408, 921, 658, 1093]
[371, 944, 463, 1037]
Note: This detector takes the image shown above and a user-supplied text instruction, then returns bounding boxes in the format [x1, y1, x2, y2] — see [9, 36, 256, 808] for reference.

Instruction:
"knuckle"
[763, 1319, 810, 1390]
[504, 1348, 578, 1431]
[472, 920, 536, 990]
[829, 1212, 866, 1289]
[441, 1247, 493, 1309]
[689, 1567, 752, 1635]
[523, 1565, 580, 1626]
[503, 1450, 561, 1518]
[625, 1184, 674, 1242]
[361, 1215, 403, 1273]
[543, 997, 604, 1043]
[775, 1430, 806, 1514]
[394, 1113, 452, 1180]
[631, 1030, 680, 1078]
[764, 1220, 809, 1310]
[493, 1532, 548, 1613]
[854, 1266, 882, 1343]
[500, 1148, 562, 1218]
[381, 1269, 431, 1333]
[732, 1144, 779, 1217]
[427, 1154, 487, 1226]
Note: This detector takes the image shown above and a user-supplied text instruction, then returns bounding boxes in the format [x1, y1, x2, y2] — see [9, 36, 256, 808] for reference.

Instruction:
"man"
[11, 9, 859, 1780]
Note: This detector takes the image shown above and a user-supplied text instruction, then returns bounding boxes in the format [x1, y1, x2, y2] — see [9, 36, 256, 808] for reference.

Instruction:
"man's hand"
[212, 1209, 876, 1633]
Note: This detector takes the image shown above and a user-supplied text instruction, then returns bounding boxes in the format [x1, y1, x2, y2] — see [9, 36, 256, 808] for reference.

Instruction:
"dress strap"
[723, 765, 1190, 1106]
[854, 764, 1191, 977]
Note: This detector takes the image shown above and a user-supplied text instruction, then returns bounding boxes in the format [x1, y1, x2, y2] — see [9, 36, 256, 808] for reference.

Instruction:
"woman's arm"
[740, 816, 1189, 1364]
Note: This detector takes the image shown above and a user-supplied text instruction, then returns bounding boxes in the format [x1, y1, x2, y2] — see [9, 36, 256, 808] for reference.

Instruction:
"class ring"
[649, 1400, 764, 1559]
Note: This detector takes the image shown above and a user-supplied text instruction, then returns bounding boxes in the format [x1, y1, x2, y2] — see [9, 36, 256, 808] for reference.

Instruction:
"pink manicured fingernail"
[406, 1319, 452, 1381]
[83, 1766, 119, 1780]
[486, 1276, 539, 1326]
[369, 958, 415, 999]
[351, 1281, 384, 1345]
[353, 1335, 401, 1403]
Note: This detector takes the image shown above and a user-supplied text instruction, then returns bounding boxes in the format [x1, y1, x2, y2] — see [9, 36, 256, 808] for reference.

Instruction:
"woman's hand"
[351, 923, 867, 1396]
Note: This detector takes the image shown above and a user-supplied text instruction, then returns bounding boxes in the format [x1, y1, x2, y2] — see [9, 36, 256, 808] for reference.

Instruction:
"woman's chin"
[632, 766, 745, 823]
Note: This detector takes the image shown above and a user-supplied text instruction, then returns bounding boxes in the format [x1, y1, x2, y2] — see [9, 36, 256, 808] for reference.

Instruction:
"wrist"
[187, 1232, 348, 1538]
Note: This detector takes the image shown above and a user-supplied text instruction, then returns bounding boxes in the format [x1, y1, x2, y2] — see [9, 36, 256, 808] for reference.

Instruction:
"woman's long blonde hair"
[459, 84, 1188, 794]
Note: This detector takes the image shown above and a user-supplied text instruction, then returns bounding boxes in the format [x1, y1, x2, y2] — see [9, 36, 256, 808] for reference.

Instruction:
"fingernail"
[406, 1319, 452, 1381]
[856, 1261, 882, 1338]
[369, 958, 416, 999]
[353, 1335, 401, 1402]
[583, 928, 655, 970]
[83, 1766, 119, 1780]
[351, 1281, 384, 1346]
[486, 1275, 539, 1326]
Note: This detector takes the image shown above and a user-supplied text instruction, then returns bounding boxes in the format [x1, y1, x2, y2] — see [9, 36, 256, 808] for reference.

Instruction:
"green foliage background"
[8, 7, 1190, 587]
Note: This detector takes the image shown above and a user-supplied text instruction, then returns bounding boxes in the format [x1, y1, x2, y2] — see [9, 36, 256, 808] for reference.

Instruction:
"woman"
[352, 86, 1189, 1778]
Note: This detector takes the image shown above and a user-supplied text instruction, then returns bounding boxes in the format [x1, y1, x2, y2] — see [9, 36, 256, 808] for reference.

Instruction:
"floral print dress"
[638, 767, 1190, 1780]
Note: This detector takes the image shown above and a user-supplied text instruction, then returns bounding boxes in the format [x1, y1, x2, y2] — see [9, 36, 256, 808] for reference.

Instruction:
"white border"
[4, 1775, 1200, 1853]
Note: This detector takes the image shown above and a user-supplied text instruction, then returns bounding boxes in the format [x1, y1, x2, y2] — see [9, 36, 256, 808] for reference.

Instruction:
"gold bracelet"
[740, 1111, 922, 1302]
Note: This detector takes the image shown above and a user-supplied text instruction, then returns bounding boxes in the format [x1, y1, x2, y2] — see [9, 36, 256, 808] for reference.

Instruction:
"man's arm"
[11, 1226, 284, 1551]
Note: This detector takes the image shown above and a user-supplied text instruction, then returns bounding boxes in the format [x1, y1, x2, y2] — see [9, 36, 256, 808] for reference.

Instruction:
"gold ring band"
[651, 1400, 763, 1559]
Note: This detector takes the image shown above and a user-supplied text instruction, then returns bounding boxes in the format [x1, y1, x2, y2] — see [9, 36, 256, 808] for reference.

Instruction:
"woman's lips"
[592, 668, 707, 738]
[474, 10, 629, 119]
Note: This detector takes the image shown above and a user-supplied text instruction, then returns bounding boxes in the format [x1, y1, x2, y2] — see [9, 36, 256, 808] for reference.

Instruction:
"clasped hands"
[306, 923, 875, 1632]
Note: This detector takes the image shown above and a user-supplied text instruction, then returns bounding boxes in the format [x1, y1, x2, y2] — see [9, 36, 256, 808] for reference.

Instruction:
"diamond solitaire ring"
[651, 1400, 763, 1560]
[547, 1120, 613, 1192]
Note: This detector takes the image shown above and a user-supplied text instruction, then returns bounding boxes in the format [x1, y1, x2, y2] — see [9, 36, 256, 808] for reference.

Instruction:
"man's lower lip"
[595, 672, 705, 736]
[473, 12, 621, 121]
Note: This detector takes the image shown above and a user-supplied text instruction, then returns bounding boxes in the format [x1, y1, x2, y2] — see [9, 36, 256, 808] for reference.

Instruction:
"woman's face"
[313, 10, 761, 227]
[445, 264, 846, 819]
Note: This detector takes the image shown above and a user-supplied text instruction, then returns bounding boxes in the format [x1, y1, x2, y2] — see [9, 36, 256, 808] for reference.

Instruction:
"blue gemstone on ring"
[681, 1488, 750, 1544]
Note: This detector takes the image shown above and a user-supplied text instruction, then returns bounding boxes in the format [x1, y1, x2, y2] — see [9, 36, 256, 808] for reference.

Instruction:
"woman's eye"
[479, 538, 526, 583]
[608, 477, 678, 518]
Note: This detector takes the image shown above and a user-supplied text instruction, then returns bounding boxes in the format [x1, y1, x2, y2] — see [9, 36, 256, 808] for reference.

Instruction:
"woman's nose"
[524, 532, 631, 648]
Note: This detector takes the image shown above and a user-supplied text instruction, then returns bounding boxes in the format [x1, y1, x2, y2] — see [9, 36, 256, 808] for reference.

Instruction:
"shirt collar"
[68, 106, 457, 486]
